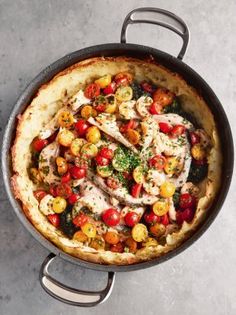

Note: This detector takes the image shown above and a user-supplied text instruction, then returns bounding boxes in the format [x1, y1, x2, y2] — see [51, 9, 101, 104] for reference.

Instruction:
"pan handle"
[120, 7, 190, 60]
[39, 253, 116, 307]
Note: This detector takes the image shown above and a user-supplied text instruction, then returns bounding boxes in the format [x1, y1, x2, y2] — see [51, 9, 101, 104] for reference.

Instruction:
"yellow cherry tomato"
[133, 166, 144, 184]
[81, 223, 97, 238]
[90, 236, 105, 250]
[104, 231, 120, 245]
[80, 143, 98, 157]
[70, 138, 87, 156]
[160, 181, 176, 198]
[126, 129, 141, 145]
[131, 223, 148, 242]
[105, 95, 117, 114]
[149, 223, 166, 237]
[96, 165, 113, 178]
[73, 231, 88, 243]
[191, 144, 206, 160]
[58, 129, 75, 147]
[164, 156, 179, 175]
[56, 157, 68, 175]
[115, 86, 133, 102]
[81, 105, 97, 119]
[86, 126, 101, 144]
[152, 199, 169, 216]
[95, 74, 112, 88]
[56, 157, 67, 167]
[58, 111, 74, 128]
[52, 196, 67, 213]
[142, 237, 158, 247]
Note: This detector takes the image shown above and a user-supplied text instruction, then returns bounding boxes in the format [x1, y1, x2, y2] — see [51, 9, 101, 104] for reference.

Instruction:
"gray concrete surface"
[0, 0, 236, 314]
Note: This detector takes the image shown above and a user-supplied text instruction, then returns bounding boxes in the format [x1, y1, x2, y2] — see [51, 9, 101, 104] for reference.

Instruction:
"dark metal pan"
[1, 7, 234, 307]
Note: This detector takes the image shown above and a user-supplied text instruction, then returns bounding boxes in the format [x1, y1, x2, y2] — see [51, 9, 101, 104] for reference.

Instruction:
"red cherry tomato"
[119, 119, 138, 133]
[99, 147, 114, 159]
[75, 119, 90, 137]
[110, 242, 124, 253]
[149, 102, 162, 115]
[73, 213, 88, 227]
[55, 183, 73, 199]
[171, 125, 186, 137]
[106, 177, 120, 189]
[152, 88, 175, 106]
[179, 193, 196, 209]
[193, 158, 207, 166]
[159, 122, 173, 134]
[68, 193, 80, 205]
[149, 155, 166, 170]
[123, 171, 133, 180]
[47, 214, 60, 227]
[141, 81, 155, 93]
[189, 131, 200, 145]
[103, 82, 117, 95]
[176, 208, 194, 224]
[124, 212, 139, 227]
[95, 103, 106, 112]
[33, 190, 47, 201]
[70, 166, 87, 179]
[32, 138, 48, 152]
[161, 213, 169, 226]
[114, 72, 133, 86]
[144, 211, 160, 225]
[95, 155, 110, 166]
[84, 83, 100, 99]
[49, 184, 58, 197]
[102, 208, 120, 227]
[131, 183, 142, 198]
[61, 172, 71, 183]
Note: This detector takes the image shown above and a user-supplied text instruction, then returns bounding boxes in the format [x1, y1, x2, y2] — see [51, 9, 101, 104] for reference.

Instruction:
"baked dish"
[11, 57, 222, 264]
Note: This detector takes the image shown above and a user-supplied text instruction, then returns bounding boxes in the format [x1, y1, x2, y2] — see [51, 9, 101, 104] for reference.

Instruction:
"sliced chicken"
[136, 96, 153, 117]
[88, 114, 138, 153]
[119, 100, 140, 119]
[140, 116, 158, 155]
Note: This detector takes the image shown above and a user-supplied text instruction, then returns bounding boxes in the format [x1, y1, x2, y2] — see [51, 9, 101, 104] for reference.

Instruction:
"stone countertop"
[0, 1, 236, 314]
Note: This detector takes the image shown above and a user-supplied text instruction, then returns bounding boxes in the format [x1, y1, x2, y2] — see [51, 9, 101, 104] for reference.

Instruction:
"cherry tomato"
[179, 193, 196, 209]
[189, 131, 200, 145]
[99, 147, 114, 159]
[123, 171, 133, 180]
[49, 185, 58, 197]
[104, 231, 120, 245]
[32, 138, 48, 152]
[68, 193, 80, 205]
[171, 125, 186, 137]
[176, 208, 194, 224]
[144, 211, 160, 225]
[103, 82, 117, 95]
[84, 83, 100, 99]
[47, 214, 60, 227]
[149, 155, 166, 170]
[70, 166, 86, 179]
[95, 103, 106, 112]
[119, 119, 138, 133]
[106, 177, 120, 189]
[102, 208, 120, 227]
[73, 213, 88, 227]
[131, 183, 142, 198]
[141, 81, 155, 93]
[33, 190, 47, 201]
[75, 119, 90, 137]
[114, 72, 133, 86]
[161, 213, 169, 226]
[152, 88, 174, 106]
[124, 212, 139, 227]
[110, 242, 124, 253]
[159, 122, 173, 134]
[95, 155, 110, 166]
[193, 158, 207, 166]
[61, 172, 71, 183]
[55, 183, 72, 199]
[149, 102, 162, 115]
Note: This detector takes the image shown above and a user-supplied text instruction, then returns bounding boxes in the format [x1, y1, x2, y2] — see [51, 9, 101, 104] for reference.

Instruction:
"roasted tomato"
[171, 125, 186, 137]
[75, 119, 90, 137]
[189, 131, 200, 145]
[179, 193, 196, 209]
[124, 212, 139, 227]
[149, 155, 166, 170]
[32, 138, 48, 152]
[99, 147, 114, 159]
[131, 183, 142, 198]
[84, 83, 100, 99]
[119, 119, 138, 133]
[103, 82, 117, 95]
[141, 81, 155, 93]
[33, 190, 47, 201]
[68, 193, 80, 205]
[61, 172, 71, 183]
[104, 231, 120, 245]
[95, 155, 110, 166]
[102, 208, 120, 227]
[125, 237, 137, 253]
[159, 122, 173, 134]
[86, 126, 101, 144]
[55, 183, 73, 199]
[106, 177, 120, 189]
[114, 72, 133, 86]
[152, 88, 174, 107]
[73, 213, 88, 227]
[47, 214, 60, 227]
[144, 211, 160, 225]
[176, 208, 194, 224]
[160, 213, 169, 226]
[49, 184, 58, 197]
[110, 242, 124, 253]
[69, 166, 86, 179]
[149, 102, 162, 115]
[95, 74, 111, 88]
